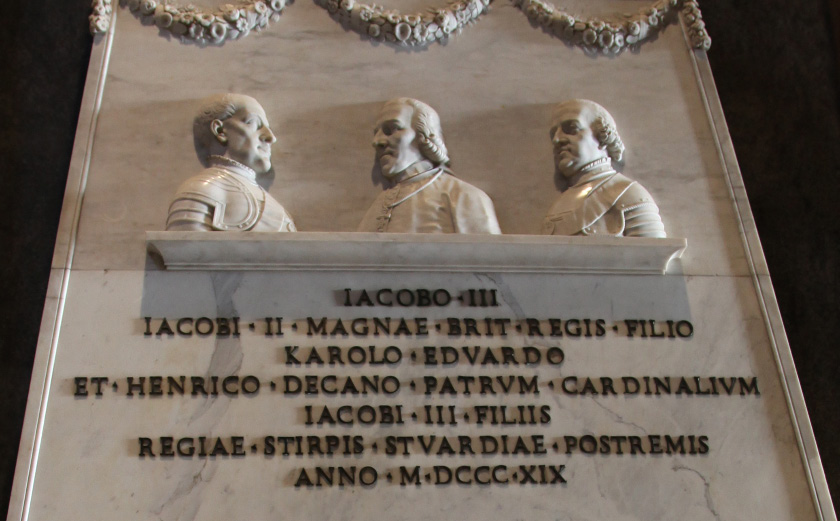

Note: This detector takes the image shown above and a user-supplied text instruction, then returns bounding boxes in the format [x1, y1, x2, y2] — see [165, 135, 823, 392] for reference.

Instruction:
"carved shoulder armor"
[166, 170, 262, 231]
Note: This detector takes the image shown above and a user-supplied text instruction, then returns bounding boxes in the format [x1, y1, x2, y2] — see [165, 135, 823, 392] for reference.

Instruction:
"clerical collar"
[389, 160, 439, 184]
[208, 155, 258, 183]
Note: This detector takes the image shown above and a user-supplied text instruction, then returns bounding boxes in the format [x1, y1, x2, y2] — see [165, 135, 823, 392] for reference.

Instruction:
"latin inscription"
[75, 288, 757, 488]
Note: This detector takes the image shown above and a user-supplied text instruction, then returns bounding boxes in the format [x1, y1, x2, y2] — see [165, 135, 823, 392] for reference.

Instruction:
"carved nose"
[372, 130, 386, 148]
[262, 127, 276, 144]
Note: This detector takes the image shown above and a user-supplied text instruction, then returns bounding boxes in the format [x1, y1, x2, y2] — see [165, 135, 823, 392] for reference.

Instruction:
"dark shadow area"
[0, 0, 92, 516]
[703, 0, 840, 507]
[0, 0, 838, 517]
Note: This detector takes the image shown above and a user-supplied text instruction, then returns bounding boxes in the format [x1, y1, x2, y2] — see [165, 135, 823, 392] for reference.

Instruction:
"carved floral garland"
[90, 0, 114, 34]
[91, 0, 710, 53]
[315, 0, 491, 46]
[115, 0, 288, 43]
[514, 0, 710, 53]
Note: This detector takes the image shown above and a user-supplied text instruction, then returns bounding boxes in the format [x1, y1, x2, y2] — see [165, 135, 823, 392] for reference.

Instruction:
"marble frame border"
[5, 8, 836, 521]
[6, 13, 118, 521]
[681, 18, 837, 521]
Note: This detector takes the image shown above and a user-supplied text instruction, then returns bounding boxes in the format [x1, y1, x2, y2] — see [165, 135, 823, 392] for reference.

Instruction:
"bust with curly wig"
[358, 98, 501, 234]
[543, 99, 666, 238]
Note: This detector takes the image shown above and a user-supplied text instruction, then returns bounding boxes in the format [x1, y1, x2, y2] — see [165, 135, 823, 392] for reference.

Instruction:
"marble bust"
[357, 98, 502, 234]
[542, 99, 666, 238]
[166, 94, 296, 232]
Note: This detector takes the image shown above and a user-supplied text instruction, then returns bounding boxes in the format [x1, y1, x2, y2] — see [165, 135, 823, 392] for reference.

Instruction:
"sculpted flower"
[394, 22, 411, 41]
[385, 11, 400, 24]
[598, 29, 614, 48]
[155, 10, 174, 27]
[359, 7, 373, 21]
[588, 20, 605, 32]
[209, 21, 227, 41]
[405, 13, 421, 26]
[271, 0, 286, 10]
[222, 4, 240, 21]
[140, 0, 157, 15]
[627, 20, 641, 35]
[198, 13, 215, 26]
[413, 23, 429, 41]
[367, 23, 381, 37]
[254, 1, 268, 14]
[582, 28, 597, 45]
[340, 0, 354, 11]
[188, 22, 205, 39]
[613, 32, 625, 48]
[90, 15, 110, 33]
[180, 12, 195, 24]
[236, 17, 249, 31]
[435, 11, 457, 33]
[93, 4, 109, 15]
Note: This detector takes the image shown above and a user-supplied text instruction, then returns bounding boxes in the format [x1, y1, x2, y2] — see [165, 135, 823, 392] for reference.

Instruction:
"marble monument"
[5, 2, 835, 521]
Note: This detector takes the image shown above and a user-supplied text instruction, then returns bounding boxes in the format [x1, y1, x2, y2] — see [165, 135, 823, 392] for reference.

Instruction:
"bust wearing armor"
[542, 99, 665, 238]
[166, 94, 296, 232]
[357, 98, 501, 234]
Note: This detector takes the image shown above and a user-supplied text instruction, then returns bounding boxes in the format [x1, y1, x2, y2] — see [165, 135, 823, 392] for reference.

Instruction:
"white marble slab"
[8, 1, 836, 521]
[19, 269, 819, 521]
[146, 232, 687, 274]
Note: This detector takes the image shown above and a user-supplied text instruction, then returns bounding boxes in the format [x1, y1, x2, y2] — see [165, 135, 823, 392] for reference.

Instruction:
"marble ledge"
[146, 232, 687, 274]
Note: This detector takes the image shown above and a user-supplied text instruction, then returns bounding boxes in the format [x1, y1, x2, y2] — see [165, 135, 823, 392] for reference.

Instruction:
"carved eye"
[562, 121, 581, 134]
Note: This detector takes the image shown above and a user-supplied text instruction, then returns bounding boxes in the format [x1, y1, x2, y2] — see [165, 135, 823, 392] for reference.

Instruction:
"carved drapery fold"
[90, 0, 710, 52]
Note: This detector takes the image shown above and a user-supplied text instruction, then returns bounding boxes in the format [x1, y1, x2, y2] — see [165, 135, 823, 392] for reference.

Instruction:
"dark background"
[1, 0, 837, 517]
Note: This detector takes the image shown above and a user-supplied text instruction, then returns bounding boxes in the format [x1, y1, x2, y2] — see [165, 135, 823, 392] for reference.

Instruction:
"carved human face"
[550, 101, 608, 179]
[214, 97, 276, 174]
[372, 102, 424, 179]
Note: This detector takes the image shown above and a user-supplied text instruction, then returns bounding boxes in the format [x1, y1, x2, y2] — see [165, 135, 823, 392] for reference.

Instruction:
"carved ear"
[210, 119, 227, 145]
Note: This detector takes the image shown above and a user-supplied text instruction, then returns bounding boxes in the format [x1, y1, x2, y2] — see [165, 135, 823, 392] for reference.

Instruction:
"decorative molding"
[146, 232, 687, 274]
[106, 0, 289, 43]
[92, 0, 710, 51]
[90, 0, 113, 35]
[316, 0, 491, 46]
[513, 0, 711, 53]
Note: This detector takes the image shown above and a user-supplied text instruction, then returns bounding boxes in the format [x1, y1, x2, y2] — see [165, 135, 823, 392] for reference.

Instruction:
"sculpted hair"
[556, 99, 625, 163]
[392, 98, 450, 166]
[193, 93, 249, 166]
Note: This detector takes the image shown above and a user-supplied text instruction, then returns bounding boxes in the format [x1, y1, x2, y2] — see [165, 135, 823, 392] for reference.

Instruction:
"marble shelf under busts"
[145, 232, 687, 273]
